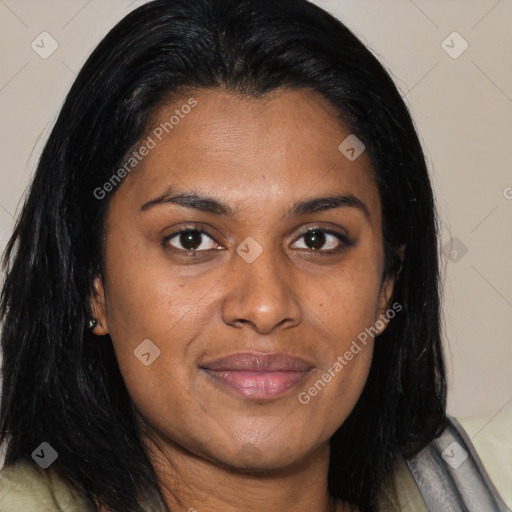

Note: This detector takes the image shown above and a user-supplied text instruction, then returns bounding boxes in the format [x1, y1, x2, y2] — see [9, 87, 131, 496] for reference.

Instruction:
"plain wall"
[0, 0, 511, 419]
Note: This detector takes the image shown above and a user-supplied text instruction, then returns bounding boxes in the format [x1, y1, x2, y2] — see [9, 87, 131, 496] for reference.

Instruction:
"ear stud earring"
[87, 318, 98, 330]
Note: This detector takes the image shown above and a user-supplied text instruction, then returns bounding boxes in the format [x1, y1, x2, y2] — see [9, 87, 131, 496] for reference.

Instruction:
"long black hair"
[0, 0, 446, 510]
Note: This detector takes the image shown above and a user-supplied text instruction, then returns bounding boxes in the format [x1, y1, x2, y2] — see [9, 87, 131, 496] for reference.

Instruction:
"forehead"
[114, 88, 380, 220]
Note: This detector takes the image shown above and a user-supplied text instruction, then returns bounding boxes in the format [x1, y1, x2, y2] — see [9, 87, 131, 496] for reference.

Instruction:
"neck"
[142, 431, 348, 512]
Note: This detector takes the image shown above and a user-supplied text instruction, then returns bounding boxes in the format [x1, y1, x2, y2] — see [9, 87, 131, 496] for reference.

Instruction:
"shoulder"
[0, 458, 95, 512]
[456, 411, 512, 509]
[380, 411, 512, 511]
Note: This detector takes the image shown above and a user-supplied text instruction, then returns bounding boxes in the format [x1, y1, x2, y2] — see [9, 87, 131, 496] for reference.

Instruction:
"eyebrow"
[140, 189, 371, 221]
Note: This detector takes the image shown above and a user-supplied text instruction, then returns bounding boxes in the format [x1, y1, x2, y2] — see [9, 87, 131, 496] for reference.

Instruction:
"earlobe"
[89, 275, 109, 335]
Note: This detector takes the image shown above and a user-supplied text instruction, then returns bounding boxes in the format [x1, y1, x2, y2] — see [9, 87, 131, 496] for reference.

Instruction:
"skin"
[91, 88, 398, 512]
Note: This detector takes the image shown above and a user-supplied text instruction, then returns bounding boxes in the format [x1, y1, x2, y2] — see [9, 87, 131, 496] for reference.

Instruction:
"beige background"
[0, 0, 511, 420]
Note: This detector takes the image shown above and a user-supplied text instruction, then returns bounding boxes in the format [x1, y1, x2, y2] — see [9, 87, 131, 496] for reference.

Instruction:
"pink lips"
[200, 352, 313, 399]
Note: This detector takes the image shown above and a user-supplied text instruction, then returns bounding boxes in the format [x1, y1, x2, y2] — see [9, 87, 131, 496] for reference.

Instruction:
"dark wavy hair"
[0, 0, 446, 510]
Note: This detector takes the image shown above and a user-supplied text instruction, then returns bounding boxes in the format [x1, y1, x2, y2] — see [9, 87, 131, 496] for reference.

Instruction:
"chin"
[203, 437, 314, 475]
[216, 451, 302, 475]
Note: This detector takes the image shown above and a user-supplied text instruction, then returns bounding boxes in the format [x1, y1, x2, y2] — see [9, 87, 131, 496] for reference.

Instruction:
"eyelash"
[162, 225, 353, 256]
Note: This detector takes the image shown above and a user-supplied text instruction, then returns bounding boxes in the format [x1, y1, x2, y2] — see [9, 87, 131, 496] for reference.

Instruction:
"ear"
[375, 245, 406, 335]
[89, 275, 109, 335]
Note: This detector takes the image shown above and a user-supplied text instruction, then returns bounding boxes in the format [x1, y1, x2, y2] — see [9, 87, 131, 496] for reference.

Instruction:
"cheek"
[101, 242, 227, 405]
[291, 263, 383, 436]
[102, 264, 210, 437]
[311, 256, 383, 347]
[103, 235, 217, 337]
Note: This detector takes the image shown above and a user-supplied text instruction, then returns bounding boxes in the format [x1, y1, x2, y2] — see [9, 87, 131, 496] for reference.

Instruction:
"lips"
[200, 352, 313, 399]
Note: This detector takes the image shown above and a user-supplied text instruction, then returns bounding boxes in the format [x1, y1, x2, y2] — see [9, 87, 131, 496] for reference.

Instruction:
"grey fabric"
[406, 416, 510, 511]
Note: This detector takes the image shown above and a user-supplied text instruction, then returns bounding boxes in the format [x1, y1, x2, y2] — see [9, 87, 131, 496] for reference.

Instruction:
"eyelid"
[162, 224, 353, 254]
[162, 224, 224, 252]
[295, 225, 349, 239]
[291, 225, 353, 252]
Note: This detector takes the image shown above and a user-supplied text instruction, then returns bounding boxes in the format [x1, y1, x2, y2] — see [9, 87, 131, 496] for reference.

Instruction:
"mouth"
[199, 352, 314, 399]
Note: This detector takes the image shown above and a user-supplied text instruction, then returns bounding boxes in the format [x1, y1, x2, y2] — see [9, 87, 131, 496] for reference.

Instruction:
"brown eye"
[292, 228, 349, 252]
[165, 229, 220, 252]
[303, 230, 326, 250]
[179, 231, 203, 250]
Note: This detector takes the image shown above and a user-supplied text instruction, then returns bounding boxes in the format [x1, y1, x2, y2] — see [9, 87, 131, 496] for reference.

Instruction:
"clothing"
[378, 413, 512, 511]
[1, 413, 510, 511]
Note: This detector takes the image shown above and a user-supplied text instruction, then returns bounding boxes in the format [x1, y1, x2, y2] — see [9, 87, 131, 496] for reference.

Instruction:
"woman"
[0, 0, 510, 511]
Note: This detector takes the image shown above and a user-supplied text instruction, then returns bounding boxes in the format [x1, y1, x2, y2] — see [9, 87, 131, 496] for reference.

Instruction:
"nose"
[221, 244, 303, 334]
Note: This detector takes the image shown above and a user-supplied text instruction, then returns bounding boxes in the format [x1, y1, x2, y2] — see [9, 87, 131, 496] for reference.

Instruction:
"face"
[91, 88, 396, 472]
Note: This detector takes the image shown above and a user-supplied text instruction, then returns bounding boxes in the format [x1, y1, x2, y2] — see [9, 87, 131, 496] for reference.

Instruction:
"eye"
[291, 228, 351, 252]
[164, 228, 221, 252]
